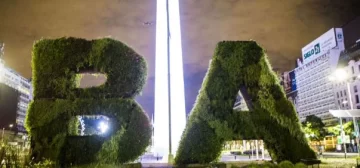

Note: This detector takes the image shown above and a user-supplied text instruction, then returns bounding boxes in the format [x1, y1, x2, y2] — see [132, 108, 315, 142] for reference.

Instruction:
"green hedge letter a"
[175, 41, 316, 164]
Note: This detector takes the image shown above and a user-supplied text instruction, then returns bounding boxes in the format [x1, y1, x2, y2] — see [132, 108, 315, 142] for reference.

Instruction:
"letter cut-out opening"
[233, 88, 251, 111]
[75, 72, 107, 88]
[68, 115, 112, 136]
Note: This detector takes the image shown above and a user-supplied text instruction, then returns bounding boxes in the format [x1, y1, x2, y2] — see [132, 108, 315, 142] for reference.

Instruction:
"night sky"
[0, 0, 359, 116]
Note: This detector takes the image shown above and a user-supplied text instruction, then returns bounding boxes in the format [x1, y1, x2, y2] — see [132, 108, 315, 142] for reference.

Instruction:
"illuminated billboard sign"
[302, 28, 337, 63]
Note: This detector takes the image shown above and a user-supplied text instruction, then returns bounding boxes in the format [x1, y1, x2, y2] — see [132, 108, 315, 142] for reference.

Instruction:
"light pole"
[345, 81, 360, 155]
[165, 0, 173, 162]
[330, 68, 360, 156]
[1, 128, 4, 144]
[339, 116, 347, 158]
[333, 102, 348, 158]
[0, 59, 4, 82]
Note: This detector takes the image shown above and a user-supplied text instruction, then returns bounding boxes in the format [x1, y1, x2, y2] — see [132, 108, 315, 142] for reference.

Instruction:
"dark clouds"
[0, 0, 359, 116]
[180, 0, 360, 74]
[0, 0, 156, 78]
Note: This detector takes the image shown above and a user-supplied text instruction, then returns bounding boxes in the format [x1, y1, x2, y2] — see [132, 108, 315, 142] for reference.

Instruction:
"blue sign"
[290, 71, 296, 91]
[303, 43, 321, 59]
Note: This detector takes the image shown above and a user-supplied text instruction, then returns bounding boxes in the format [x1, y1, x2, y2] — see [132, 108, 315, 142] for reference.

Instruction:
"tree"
[302, 115, 326, 143]
[328, 120, 360, 139]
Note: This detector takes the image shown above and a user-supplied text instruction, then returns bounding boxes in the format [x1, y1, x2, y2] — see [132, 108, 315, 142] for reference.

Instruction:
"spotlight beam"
[154, 0, 186, 162]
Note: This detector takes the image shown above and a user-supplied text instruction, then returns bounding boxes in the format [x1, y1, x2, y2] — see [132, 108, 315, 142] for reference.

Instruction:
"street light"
[98, 121, 108, 134]
[329, 68, 360, 156]
[0, 60, 4, 82]
[1, 128, 4, 144]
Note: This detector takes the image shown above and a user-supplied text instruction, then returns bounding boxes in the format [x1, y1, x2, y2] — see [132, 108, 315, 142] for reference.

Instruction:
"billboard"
[282, 70, 296, 93]
[302, 28, 337, 64]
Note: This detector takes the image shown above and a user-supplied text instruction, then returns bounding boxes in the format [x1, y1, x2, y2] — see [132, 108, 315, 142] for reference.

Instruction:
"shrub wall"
[175, 41, 316, 164]
[26, 37, 151, 165]
[31, 37, 147, 99]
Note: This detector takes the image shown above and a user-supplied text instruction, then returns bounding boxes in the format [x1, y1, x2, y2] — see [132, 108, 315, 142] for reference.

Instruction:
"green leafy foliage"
[175, 41, 315, 164]
[327, 120, 360, 138]
[62, 136, 105, 165]
[72, 163, 142, 168]
[301, 115, 327, 142]
[26, 37, 151, 166]
[31, 37, 147, 99]
[294, 163, 307, 168]
[278, 161, 294, 168]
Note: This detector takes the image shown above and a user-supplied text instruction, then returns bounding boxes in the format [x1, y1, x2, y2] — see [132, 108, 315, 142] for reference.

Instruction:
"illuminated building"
[0, 43, 32, 132]
[286, 28, 345, 125]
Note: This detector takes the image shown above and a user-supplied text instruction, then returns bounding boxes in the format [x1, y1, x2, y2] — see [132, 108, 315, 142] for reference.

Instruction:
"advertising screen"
[302, 28, 337, 64]
[289, 70, 296, 91]
[282, 70, 296, 93]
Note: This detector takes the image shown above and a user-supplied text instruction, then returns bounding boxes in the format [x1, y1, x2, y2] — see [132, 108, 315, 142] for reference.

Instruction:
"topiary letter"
[26, 37, 151, 165]
[175, 41, 316, 164]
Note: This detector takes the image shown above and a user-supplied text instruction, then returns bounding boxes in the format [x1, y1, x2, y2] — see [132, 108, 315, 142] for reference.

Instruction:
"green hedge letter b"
[26, 37, 151, 165]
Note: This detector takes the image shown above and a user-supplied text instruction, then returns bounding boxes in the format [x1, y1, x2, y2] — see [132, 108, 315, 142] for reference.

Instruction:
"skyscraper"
[0, 43, 32, 132]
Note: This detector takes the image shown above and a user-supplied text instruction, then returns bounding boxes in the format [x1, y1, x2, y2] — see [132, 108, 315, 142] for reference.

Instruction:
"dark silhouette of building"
[342, 16, 360, 48]
[0, 83, 20, 131]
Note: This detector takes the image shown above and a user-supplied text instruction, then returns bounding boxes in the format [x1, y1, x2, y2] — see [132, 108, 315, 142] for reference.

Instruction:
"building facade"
[334, 42, 360, 111]
[295, 52, 337, 124]
[333, 16, 360, 113]
[284, 28, 345, 125]
[0, 45, 32, 132]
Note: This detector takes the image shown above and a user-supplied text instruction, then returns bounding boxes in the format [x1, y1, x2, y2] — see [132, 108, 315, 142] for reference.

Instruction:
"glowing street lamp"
[98, 121, 108, 134]
[329, 69, 349, 82]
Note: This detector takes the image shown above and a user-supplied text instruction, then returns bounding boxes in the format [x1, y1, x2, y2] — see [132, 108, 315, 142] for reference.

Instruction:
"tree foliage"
[26, 37, 151, 166]
[301, 115, 326, 142]
[327, 120, 360, 138]
[175, 41, 315, 165]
